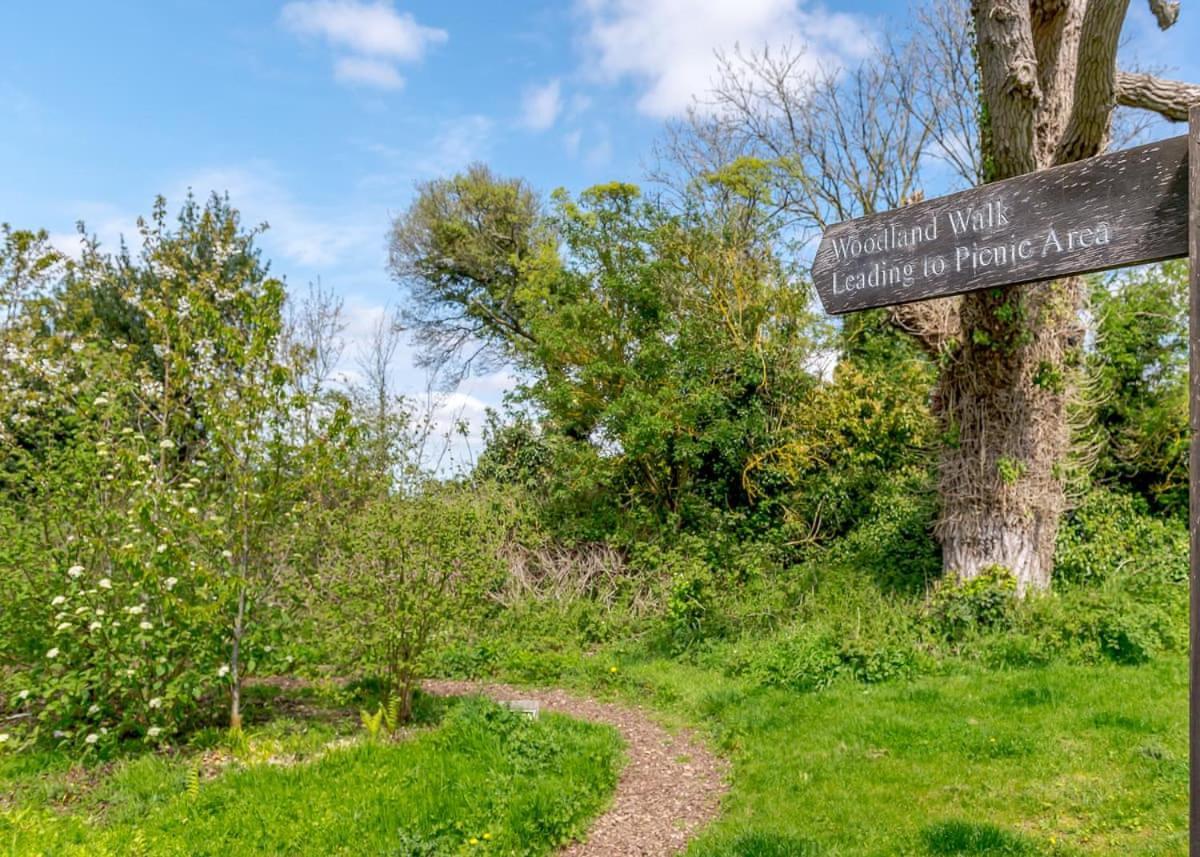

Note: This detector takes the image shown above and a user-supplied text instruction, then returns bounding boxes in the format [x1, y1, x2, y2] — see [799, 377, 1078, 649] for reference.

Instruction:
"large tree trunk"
[942, 0, 1128, 594]
[935, 279, 1082, 594]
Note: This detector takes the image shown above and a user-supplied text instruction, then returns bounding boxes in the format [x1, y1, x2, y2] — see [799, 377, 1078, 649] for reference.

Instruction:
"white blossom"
[217, 664, 230, 678]
[87, 704, 100, 715]
[221, 550, 233, 560]
[98, 578, 112, 590]
[67, 565, 84, 578]
[88, 621, 101, 631]
[16, 690, 29, 701]
[85, 733, 99, 745]
[156, 543, 167, 554]
[159, 438, 175, 450]
[147, 726, 162, 738]
[139, 621, 153, 631]
[148, 697, 162, 709]
[56, 622, 71, 632]
[127, 604, 144, 615]
[46, 648, 59, 659]
[51, 595, 66, 607]
[0, 733, 9, 744]
[165, 577, 178, 590]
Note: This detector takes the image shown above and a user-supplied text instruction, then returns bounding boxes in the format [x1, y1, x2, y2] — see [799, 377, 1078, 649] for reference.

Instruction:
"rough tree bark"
[936, 0, 1191, 594]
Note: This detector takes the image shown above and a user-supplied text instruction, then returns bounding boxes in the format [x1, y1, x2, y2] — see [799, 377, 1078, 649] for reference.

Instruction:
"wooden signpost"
[812, 135, 1189, 314]
[811, 110, 1200, 852]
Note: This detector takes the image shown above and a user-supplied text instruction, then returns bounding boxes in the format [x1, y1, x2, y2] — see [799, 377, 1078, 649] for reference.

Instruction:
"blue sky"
[3, 0, 1198, 466]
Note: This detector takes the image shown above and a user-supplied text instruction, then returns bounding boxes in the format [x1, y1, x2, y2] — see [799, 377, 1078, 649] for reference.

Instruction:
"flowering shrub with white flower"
[0, 200, 307, 750]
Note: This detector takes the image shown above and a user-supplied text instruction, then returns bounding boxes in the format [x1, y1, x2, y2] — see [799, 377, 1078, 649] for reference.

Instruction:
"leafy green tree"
[391, 163, 930, 549]
[323, 488, 504, 725]
[1089, 261, 1188, 518]
[388, 163, 557, 381]
[0, 196, 305, 745]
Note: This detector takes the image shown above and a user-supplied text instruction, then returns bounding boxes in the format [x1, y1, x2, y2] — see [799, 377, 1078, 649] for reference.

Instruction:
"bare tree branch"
[971, 0, 1040, 177]
[1115, 70, 1200, 120]
[1053, 0, 1130, 164]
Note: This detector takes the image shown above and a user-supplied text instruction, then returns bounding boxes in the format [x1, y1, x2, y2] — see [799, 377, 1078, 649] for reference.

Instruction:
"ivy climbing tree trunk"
[935, 0, 1190, 593]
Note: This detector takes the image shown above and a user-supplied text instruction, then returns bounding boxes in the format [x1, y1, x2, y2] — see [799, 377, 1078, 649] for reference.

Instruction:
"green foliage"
[388, 163, 555, 379]
[1054, 488, 1187, 586]
[358, 706, 384, 742]
[822, 468, 941, 595]
[729, 620, 918, 693]
[926, 566, 1017, 643]
[0, 196, 302, 748]
[322, 487, 505, 723]
[1089, 262, 1188, 518]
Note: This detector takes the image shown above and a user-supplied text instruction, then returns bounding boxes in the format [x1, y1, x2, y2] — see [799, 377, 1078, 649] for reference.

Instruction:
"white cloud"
[281, 0, 446, 60]
[519, 79, 563, 131]
[424, 115, 493, 173]
[585, 137, 612, 168]
[334, 56, 405, 89]
[281, 0, 446, 90]
[577, 0, 872, 117]
[48, 203, 141, 260]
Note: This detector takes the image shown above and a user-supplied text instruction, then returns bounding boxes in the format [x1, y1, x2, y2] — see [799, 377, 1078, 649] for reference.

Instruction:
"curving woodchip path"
[423, 680, 728, 857]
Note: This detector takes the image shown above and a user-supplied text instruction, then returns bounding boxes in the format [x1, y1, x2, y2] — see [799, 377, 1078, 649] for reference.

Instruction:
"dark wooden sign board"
[812, 134, 1189, 314]
[812, 110, 1200, 854]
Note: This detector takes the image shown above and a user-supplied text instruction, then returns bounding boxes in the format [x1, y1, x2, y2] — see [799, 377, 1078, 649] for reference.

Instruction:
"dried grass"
[494, 543, 660, 616]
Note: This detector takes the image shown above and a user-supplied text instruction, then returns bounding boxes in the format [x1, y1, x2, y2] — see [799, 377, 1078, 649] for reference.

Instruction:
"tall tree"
[387, 164, 556, 383]
[912, 0, 1198, 592]
[673, 0, 1198, 593]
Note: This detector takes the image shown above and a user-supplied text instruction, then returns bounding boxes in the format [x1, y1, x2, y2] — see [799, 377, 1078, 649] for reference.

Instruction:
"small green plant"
[359, 706, 384, 742]
[382, 695, 402, 737]
[927, 566, 1017, 642]
[185, 765, 200, 801]
[996, 456, 1026, 485]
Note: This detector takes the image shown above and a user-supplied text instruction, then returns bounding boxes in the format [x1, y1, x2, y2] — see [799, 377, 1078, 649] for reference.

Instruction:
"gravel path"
[423, 680, 728, 857]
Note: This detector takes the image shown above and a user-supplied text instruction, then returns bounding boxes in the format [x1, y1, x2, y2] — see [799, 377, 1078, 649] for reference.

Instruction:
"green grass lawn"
[0, 695, 623, 857]
[603, 655, 1186, 856]
[1, 656, 1186, 856]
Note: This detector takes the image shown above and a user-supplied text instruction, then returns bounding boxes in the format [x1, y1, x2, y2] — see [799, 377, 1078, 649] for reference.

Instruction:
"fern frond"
[185, 765, 200, 801]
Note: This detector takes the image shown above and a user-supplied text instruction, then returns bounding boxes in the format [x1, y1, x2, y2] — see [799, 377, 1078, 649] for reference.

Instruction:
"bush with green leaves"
[321, 487, 506, 724]
[1054, 487, 1187, 586]
[0, 199, 305, 749]
[926, 565, 1017, 643]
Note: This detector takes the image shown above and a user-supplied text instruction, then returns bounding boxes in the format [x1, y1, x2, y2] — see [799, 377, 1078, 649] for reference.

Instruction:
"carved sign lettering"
[812, 135, 1190, 314]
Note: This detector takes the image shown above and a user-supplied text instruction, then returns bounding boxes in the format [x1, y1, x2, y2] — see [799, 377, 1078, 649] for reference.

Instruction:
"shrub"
[819, 467, 941, 595]
[1019, 584, 1183, 665]
[322, 488, 505, 725]
[728, 618, 918, 693]
[926, 566, 1017, 643]
[1055, 488, 1187, 586]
